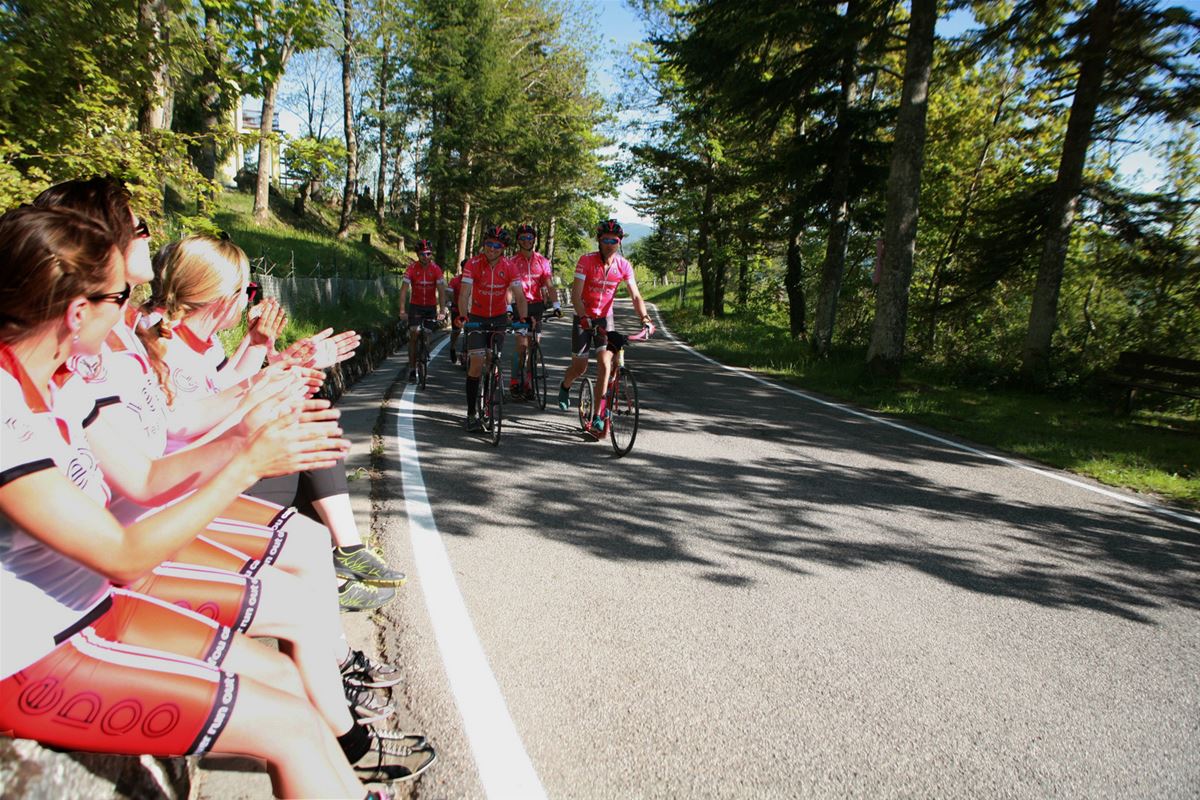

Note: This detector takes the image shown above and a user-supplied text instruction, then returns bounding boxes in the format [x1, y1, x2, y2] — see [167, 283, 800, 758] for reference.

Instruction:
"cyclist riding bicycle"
[398, 240, 446, 383]
[509, 223, 559, 399]
[457, 226, 528, 431]
[557, 219, 654, 438]
[447, 259, 467, 366]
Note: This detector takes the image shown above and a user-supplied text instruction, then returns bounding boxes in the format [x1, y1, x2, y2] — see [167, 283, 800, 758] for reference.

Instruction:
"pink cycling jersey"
[510, 250, 552, 303]
[575, 251, 635, 318]
[461, 254, 522, 318]
[403, 260, 444, 306]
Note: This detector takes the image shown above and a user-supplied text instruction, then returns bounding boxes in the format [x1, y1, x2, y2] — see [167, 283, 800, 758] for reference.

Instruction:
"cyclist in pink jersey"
[508, 223, 559, 399]
[456, 225, 528, 431]
[398, 239, 446, 383]
[0, 206, 404, 798]
[557, 220, 654, 437]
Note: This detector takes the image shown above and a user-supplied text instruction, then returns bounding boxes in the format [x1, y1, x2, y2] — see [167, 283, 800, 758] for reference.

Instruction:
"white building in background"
[217, 96, 283, 187]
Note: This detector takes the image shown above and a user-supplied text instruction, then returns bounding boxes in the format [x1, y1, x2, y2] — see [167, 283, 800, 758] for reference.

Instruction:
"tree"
[865, 0, 939, 377]
[335, 0, 358, 238]
[241, 0, 331, 223]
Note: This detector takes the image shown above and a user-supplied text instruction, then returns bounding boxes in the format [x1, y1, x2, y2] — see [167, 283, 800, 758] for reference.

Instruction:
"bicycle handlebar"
[463, 321, 531, 332]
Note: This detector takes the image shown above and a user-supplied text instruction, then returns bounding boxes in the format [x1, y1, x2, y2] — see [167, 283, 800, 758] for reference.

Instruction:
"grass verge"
[646, 286, 1198, 510]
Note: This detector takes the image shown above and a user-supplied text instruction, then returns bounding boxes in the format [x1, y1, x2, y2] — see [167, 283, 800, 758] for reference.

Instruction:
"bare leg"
[311, 493, 363, 549]
[561, 354, 589, 390]
[594, 349, 614, 419]
[214, 675, 363, 798]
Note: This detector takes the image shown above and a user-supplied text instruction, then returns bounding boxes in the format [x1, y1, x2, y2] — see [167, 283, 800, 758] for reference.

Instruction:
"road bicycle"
[412, 317, 440, 390]
[576, 325, 652, 457]
[514, 310, 561, 410]
[464, 320, 529, 446]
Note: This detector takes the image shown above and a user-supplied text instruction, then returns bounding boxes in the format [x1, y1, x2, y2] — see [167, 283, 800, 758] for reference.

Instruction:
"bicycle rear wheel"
[577, 377, 593, 432]
[531, 341, 547, 410]
[488, 361, 504, 446]
[609, 367, 639, 457]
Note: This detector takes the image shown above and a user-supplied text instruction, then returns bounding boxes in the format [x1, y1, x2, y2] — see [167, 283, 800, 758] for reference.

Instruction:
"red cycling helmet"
[482, 225, 510, 245]
[416, 238, 433, 254]
[596, 219, 624, 239]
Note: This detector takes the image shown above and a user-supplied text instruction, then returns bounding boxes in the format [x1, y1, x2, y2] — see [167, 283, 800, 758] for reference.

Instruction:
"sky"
[271, 1, 1189, 229]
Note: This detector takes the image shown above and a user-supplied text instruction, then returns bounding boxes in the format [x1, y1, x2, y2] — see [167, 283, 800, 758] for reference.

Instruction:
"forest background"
[0, 0, 1196, 506]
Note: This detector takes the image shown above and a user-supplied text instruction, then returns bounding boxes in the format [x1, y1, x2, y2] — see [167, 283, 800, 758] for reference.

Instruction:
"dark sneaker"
[333, 547, 407, 587]
[557, 385, 570, 411]
[338, 580, 396, 612]
[346, 683, 395, 726]
[355, 729, 437, 783]
[341, 648, 403, 689]
[466, 415, 482, 432]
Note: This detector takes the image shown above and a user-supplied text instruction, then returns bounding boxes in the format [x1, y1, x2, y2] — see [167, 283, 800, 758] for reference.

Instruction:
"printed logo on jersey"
[171, 367, 199, 395]
[4, 415, 34, 443]
[68, 355, 108, 384]
[66, 446, 101, 494]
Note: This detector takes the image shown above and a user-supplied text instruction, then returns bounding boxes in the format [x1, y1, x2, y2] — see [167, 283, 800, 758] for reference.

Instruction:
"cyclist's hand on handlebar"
[578, 317, 590, 330]
[455, 315, 468, 326]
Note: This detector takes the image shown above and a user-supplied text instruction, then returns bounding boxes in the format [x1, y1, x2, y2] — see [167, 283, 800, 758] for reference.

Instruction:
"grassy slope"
[644, 285, 1198, 510]
[209, 190, 411, 349]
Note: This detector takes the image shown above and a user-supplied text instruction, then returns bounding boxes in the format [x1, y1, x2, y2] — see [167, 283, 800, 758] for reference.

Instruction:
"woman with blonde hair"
[0, 205, 381, 798]
[32, 181, 435, 784]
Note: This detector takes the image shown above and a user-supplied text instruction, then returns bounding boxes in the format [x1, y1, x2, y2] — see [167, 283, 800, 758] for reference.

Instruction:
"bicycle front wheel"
[416, 337, 428, 390]
[577, 377, 593, 432]
[488, 362, 504, 446]
[609, 367, 639, 457]
[531, 341, 547, 410]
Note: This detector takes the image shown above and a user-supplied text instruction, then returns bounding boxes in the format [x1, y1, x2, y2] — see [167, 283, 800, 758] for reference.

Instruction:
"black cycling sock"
[466, 376, 480, 416]
[337, 721, 372, 763]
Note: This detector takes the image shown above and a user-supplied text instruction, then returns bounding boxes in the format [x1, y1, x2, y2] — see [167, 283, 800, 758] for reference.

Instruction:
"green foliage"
[283, 135, 347, 187]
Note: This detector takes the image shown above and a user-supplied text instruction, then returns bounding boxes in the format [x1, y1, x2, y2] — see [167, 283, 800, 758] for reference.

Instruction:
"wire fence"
[255, 273, 404, 320]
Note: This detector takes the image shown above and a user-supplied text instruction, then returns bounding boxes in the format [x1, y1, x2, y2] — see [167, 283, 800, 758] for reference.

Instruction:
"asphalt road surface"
[373, 303, 1199, 800]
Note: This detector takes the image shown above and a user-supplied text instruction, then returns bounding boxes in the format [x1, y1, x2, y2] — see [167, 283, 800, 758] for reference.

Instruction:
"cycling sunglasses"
[599, 236, 621, 245]
[517, 234, 535, 241]
[483, 241, 504, 249]
[88, 282, 132, 306]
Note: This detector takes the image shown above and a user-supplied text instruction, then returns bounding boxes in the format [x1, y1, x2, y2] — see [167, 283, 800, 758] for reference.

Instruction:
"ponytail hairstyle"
[137, 235, 249, 404]
[32, 176, 135, 253]
[0, 206, 120, 344]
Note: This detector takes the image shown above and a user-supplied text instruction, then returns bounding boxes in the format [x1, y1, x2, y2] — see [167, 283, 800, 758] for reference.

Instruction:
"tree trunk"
[197, 3, 223, 183]
[253, 81, 278, 223]
[697, 171, 716, 317]
[546, 215, 557, 264]
[456, 195, 471, 264]
[413, 176, 422, 234]
[785, 212, 807, 338]
[375, 33, 390, 228]
[1019, 0, 1118, 385]
[137, 0, 171, 135]
[811, 0, 862, 355]
[336, 0, 358, 239]
[865, 0, 938, 378]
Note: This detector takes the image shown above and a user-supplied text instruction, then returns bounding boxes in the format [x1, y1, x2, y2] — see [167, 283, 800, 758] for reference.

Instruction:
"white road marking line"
[646, 304, 1200, 528]
[396, 338, 549, 800]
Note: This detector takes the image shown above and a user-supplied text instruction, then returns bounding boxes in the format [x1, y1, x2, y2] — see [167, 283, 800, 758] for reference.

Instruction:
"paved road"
[374, 304, 1200, 800]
